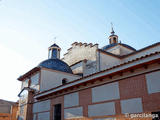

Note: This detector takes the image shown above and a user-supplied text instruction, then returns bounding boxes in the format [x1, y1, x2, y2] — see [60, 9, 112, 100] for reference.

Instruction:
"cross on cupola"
[108, 23, 118, 44]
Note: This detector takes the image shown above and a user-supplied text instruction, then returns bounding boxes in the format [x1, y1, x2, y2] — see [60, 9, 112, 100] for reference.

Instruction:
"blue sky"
[0, 0, 160, 101]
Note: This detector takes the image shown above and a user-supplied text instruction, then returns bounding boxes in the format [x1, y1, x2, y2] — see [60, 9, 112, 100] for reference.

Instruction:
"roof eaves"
[121, 42, 160, 58]
[17, 67, 41, 81]
[119, 43, 136, 51]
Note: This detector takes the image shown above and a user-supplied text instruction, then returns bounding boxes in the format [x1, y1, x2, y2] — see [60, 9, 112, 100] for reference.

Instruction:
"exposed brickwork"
[115, 100, 121, 115]
[79, 88, 92, 117]
[119, 75, 148, 99]
[79, 89, 92, 106]
[143, 92, 160, 112]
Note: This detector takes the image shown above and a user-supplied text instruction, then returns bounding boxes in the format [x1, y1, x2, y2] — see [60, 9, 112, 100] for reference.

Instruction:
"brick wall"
[62, 71, 160, 120]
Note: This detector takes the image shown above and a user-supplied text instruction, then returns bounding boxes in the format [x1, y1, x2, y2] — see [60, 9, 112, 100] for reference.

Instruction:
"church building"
[17, 28, 160, 120]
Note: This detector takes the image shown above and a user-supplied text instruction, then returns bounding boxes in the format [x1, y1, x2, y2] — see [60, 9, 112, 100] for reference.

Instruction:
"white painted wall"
[145, 71, 160, 94]
[38, 112, 50, 120]
[33, 100, 50, 113]
[120, 46, 134, 55]
[123, 44, 160, 62]
[64, 107, 83, 119]
[30, 72, 40, 91]
[64, 92, 79, 108]
[31, 73, 39, 85]
[40, 69, 80, 91]
[21, 79, 29, 90]
[88, 102, 115, 117]
[105, 45, 134, 56]
[92, 82, 120, 103]
[106, 45, 120, 55]
[121, 98, 143, 114]
[99, 52, 121, 71]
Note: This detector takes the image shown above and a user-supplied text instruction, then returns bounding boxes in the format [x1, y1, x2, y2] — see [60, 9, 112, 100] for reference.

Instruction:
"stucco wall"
[120, 98, 143, 114]
[105, 45, 134, 56]
[64, 92, 79, 108]
[106, 45, 120, 55]
[40, 69, 80, 91]
[92, 82, 120, 103]
[30, 72, 40, 91]
[122, 44, 160, 62]
[33, 100, 50, 113]
[120, 46, 134, 55]
[38, 112, 50, 120]
[71, 62, 83, 74]
[64, 107, 83, 119]
[83, 61, 97, 76]
[99, 52, 121, 71]
[88, 102, 116, 117]
[62, 43, 98, 66]
[145, 71, 160, 94]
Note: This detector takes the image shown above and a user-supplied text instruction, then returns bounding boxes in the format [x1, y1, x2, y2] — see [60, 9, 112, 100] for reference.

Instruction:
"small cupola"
[108, 24, 118, 44]
[48, 43, 61, 59]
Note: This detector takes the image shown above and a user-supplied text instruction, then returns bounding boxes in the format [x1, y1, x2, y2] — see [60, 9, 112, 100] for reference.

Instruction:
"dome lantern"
[38, 42, 72, 74]
[108, 23, 118, 44]
[48, 43, 61, 59]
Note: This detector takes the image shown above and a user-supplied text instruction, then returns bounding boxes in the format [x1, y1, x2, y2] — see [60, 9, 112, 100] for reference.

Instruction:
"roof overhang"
[17, 67, 41, 81]
[122, 42, 160, 58]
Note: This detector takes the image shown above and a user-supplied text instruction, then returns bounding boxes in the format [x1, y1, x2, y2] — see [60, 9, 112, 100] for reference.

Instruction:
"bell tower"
[48, 43, 61, 59]
[108, 23, 118, 44]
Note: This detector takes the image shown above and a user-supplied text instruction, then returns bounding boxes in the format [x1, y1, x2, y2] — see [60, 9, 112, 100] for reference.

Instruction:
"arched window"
[62, 78, 67, 85]
[113, 37, 117, 43]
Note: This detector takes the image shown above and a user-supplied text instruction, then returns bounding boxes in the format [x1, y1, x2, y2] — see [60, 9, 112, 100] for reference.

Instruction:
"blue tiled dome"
[38, 58, 73, 74]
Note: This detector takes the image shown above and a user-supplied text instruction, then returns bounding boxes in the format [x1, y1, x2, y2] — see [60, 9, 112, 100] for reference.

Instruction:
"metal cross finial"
[111, 22, 115, 35]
